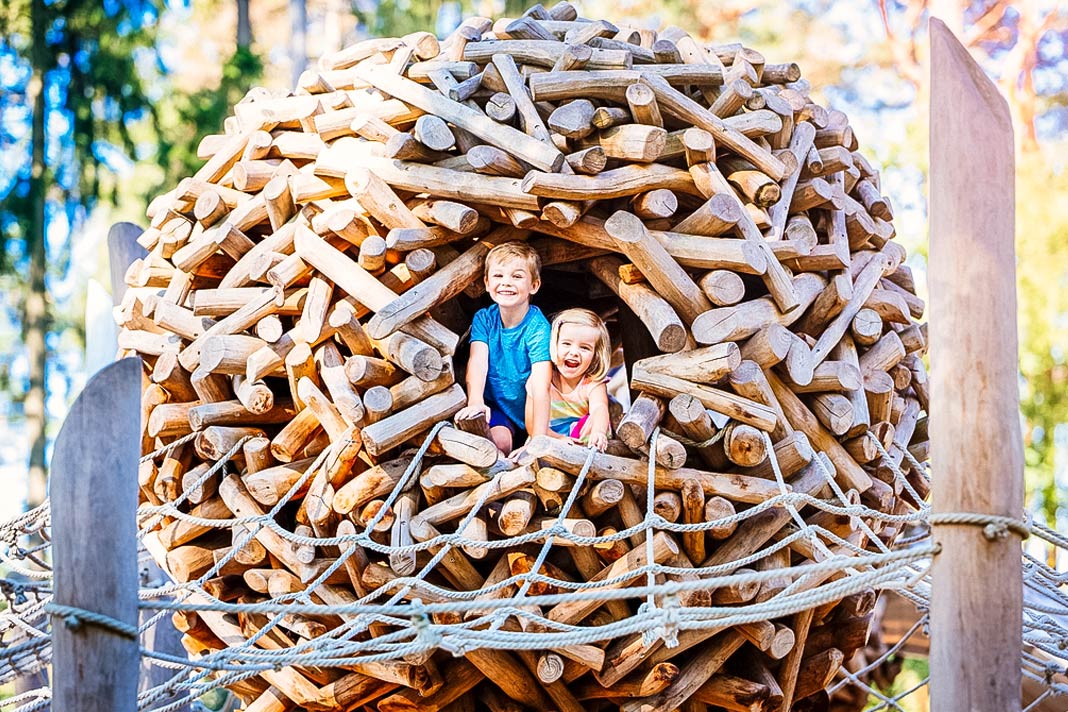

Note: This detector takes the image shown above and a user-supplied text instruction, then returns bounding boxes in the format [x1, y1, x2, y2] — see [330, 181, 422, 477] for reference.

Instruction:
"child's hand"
[456, 403, 491, 423]
[586, 432, 608, 452]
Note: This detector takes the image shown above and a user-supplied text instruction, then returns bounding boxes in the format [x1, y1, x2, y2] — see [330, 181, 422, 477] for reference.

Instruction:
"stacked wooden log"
[826, 592, 908, 712]
[126, 3, 930, 710]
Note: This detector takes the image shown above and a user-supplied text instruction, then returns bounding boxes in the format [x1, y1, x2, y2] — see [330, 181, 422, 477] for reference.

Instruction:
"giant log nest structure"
[123, 4, 930, 710]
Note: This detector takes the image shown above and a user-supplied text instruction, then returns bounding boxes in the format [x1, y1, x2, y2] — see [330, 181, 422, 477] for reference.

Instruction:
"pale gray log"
[107, 222, 148, 304]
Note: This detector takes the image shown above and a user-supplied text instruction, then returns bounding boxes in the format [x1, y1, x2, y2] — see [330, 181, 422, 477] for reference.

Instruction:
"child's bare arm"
[585, 382, 611, 450]
[457, 341, 491, 420]
[525, 361, 552, 437]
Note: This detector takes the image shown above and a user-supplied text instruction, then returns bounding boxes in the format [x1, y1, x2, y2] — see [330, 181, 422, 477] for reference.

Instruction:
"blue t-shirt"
[470, 304, 552, 431]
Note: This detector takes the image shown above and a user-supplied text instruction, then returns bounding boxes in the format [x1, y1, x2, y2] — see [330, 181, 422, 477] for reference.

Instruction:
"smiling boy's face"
[485, 257, 540, 310]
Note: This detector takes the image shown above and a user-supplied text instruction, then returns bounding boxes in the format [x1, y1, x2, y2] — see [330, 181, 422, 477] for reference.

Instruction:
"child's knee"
[490, 425, 513, 454]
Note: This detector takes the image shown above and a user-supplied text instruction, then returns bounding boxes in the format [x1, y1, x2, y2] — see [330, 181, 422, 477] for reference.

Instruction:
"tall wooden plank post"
[51, 357, 142, 711]
[106, 221, 192, 710]
[929, 18, 1023, 711]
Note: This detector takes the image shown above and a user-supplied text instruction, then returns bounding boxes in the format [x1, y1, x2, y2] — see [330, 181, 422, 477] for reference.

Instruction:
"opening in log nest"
[126, 5, 930, 710]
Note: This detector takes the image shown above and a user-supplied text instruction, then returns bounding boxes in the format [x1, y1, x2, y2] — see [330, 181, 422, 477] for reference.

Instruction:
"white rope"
[139, 432, 198, 464]
[7, 417, 1068, 710]
[0, 687, 51, 712]
[45, 602, 139, 639]
[929, 511, 1032, 540]
[640, 427, 664, 646]
[867, 430, 929, 511]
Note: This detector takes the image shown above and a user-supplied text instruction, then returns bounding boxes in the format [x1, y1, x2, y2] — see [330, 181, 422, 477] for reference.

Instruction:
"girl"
[542, 308, 612, 451]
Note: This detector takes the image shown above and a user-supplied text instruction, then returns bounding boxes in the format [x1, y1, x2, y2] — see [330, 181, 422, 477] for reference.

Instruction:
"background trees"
[0, 0, 166, 506]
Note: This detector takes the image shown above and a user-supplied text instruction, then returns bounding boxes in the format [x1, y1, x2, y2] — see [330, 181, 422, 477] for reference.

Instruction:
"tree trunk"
[290, 0, 307, 89]
[324, 0, 346, 53]
[24, 0, 48, 509]
[237, 0, 252, 50]
[15, 0, 51, 683]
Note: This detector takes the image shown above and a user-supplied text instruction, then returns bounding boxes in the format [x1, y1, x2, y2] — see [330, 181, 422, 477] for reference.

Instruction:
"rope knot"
[645, 514, 667, 530]
[63, 613, 83, 631]
[445, 638, 473, 657]
[637, 601, 657, 647]
[44, 602, 139, 640]
[983, 522, 1009, 541]
[637, 597, 680, 649]
[408, 598, 442, 652]
[929, 512, 1031, 541]
[8, 581, 28, 606]
[659, 592, 681, 648]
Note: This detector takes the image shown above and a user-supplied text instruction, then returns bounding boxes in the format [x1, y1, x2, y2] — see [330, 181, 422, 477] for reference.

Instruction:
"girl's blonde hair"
[550, 308, 612, 381]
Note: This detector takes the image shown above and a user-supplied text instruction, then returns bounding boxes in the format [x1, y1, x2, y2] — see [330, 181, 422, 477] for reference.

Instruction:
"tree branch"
[963, 1, 1010, 47]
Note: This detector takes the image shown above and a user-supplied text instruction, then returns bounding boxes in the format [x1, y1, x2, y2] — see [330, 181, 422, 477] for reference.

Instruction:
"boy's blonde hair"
[550, 308, 612, 381]
[484, 241, 542, 284]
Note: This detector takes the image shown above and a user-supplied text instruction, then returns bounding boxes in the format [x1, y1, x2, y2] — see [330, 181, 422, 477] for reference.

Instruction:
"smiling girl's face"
[553, 322, 601, 383]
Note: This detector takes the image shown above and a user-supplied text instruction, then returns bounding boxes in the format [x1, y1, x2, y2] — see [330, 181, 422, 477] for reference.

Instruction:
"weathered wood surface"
[108, 222, 149, 303]
[928, 18, 1022, 712]
[52, 358, 142, 712]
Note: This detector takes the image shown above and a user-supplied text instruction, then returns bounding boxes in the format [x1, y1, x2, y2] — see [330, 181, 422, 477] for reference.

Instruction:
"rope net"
[2, 425, 1066, 712]
[0, 504, 52, 712]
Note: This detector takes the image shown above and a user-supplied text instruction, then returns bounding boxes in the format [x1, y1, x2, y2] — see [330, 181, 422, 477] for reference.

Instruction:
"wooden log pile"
[825, 592, 909, 712]
[125, 3, 931, 710]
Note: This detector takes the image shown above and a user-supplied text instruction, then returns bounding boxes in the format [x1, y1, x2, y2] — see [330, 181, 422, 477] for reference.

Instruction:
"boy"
[456, 242, 552, 454]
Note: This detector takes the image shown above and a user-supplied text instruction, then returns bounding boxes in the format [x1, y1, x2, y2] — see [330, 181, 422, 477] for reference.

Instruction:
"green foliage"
[0, 0, 166, 499]
[3, 0, 165, 201]
[1, 0, 166, 256]
[865, 656, 929, 710]
[63, 2, 162, 204]
[1015, 148, 1068, 524]
[154, 48, 264, 195]
[357, 0, 444, 38]
[0, 0, 29, 44]
[354, 0, 530, 39]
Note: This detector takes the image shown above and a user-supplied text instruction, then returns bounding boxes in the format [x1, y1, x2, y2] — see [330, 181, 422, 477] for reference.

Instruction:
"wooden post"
[52, 357, 142, 712]
[106, 222, 192, 711]
[85, 223, 148, 374]
[107, 222, 149, 301]
[929, 19, 1022, 712]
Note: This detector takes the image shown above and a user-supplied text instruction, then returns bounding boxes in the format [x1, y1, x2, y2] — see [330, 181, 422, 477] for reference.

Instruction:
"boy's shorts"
[487, 407, 521, 435]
